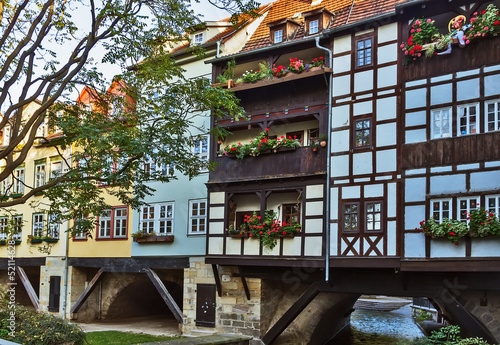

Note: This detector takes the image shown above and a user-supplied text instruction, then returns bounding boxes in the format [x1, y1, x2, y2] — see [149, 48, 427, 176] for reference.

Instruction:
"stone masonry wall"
[39, 257, 67, 317]
[460, 290, 500, 342]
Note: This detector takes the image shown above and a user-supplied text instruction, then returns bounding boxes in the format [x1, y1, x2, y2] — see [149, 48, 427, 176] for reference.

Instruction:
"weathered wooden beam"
[143, 268, 183, 323]
[212, 264, 222, 297]
[262, 282, 323, 344]
[16, 266, 39, 310]
[238, 266, 250, 300]
[437, 290, 497, 344]
[0, 258, 45, 269]
[70, 268, 104, 314]
[67, 257, 189, 271]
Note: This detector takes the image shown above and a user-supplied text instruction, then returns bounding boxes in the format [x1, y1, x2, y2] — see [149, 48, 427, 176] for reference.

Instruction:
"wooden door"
[196, 284, 216, 327]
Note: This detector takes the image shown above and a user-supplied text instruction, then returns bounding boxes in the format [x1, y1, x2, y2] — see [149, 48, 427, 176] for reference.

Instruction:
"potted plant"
[226, 224, 247, 238]
[417, 217, 468, 245]
[213, 58, 236, 88]
[310, 140, 319, 152]
[319, 134, 328, 148]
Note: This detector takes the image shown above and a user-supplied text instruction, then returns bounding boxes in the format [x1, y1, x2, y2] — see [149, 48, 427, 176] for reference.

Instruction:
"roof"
[240, 0, 409, 53]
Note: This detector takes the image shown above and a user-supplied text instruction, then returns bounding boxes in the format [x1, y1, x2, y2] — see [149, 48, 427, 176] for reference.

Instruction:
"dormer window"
[194, 33, 203, 45]
[309, 20, 319, 34]
[274, 29, 283, 43]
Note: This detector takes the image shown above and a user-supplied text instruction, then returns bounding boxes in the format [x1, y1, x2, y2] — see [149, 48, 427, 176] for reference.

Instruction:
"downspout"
[62, 218, 69, 319]
[315, 36, 333, 283]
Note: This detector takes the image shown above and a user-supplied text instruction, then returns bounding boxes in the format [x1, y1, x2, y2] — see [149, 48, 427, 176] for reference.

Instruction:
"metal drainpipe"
[315, 36, 333, 283]
[62, 218, 69, 319]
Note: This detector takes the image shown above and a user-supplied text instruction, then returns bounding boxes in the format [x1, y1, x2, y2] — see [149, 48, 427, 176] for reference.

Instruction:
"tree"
[0, 0, 256, 235]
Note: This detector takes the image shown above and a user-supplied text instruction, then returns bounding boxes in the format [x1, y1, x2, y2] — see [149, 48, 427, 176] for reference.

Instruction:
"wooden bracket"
[16, 266, 39, 310]
[70, 268, 104, 314]
[212, 264, 222, 297]
[238, 266, 251, 300]
[143, 267, 183, 323]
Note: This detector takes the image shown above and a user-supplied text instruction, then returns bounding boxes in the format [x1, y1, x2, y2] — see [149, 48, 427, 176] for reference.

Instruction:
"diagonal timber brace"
[70, 268, 104, 314]
[143, 267, 183, 323]
[16, 266, 39, 310]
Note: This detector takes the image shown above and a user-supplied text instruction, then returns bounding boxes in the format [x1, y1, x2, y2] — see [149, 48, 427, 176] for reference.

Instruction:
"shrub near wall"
[0, 290, 85, 345]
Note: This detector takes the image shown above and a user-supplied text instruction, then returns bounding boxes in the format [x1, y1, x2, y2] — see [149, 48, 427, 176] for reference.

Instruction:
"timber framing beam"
[143, 268, 183, 323]
[238, 266, 250, 300]
[70, 268, 104, 314]
[212, 264, 222, 297]
[15, 266, 39, 310]
[437, 290, 497, 344]
[262, 282, 326, 344]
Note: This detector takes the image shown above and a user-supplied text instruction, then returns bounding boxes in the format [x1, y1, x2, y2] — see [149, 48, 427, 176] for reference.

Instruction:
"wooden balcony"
[209, 146, 327, 183]
[401, 131, 500, 169]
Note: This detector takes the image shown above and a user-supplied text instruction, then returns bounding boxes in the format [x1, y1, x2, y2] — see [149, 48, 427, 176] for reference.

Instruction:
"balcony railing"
[209, 146, 327, 183]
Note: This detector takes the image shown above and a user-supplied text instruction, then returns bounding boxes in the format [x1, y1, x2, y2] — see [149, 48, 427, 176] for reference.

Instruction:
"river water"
[327, 304, 425, 344]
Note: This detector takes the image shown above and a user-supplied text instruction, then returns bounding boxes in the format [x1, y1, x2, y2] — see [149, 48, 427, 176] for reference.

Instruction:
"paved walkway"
[74, 316, 181, 336]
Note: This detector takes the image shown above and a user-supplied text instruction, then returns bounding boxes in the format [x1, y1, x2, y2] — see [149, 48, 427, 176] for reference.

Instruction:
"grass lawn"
[85, 331, 181, 345]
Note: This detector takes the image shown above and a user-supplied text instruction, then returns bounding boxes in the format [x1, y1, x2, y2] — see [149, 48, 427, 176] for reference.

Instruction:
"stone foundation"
[459, 290, 500, 342]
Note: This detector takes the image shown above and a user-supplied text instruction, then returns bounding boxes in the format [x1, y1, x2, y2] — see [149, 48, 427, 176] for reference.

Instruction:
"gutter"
[315, 36, 333, 283]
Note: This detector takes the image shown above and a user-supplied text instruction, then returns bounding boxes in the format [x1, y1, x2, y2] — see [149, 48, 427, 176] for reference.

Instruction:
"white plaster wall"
[430, 83, 452, 106]
[457, 78, 480, 101]
[470, 170, 500, 192]
[305, 218, 323, 234]
[306, 201, 323, 216]
[471, 238, 500, 257]
[405, 177, 426, 202]
[377, 43, 397, 64]
[333, 75, 351, 96]
[331, 130, 350, 153]
[387, 221, 396, 256]
[430, 239, 466, 258]
[404, 233, 425, 258]
[376, 149, 396, 173]
[353, 152, 373, 175]
[331, 155, 349, 177]
[333, 35, 351, 54]
[330, 187, 339, 220]
[377, 65, 397, 89]
[376, 97, 397, 121]
[244, 238, 260, 255]
[210, 192, 225, 204]
[365, 184, 384, 198]
[378, 23, 398, 43]
[342, 185, 361, 199]
[282, 237, 301, 256]
[226, 238, 241, 255]
[405, 205, 425, 229]
[430, 174, 466, 194]
[333, 55, 351, 74]
[353, 101, 372, 116]
[354, 70, 374, 93]
[376, 123, 397, 147]
[209, 237, 223, 254]
[330, 223, 338, 255]
[405, 129, 427, 143]
[405, 88, 426, 109]
[405, 110, 427, 127]
[306, 185, 324, 199]
[332, 105, 350, 128]
[341, 238, 359, 256]
[210, 206, 224, 219]
[304, 237, 323, 256]
[210, 221, 224, 235]
[263, 242, 280, 256]
[387, 183, 397, 218]
[485, 74, 500, 97]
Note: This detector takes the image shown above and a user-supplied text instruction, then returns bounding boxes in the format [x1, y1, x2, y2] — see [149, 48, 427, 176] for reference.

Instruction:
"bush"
[0, 289, 85, 345]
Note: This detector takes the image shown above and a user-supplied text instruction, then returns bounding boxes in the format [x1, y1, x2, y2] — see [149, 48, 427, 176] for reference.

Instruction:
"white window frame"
[457, 103, 479, 136]
[189, 199, 207, 235]
[48, 213, 59, 238]
[457, 196, 479, 223]
[486, 195, 500, 216]
[274, 29, 283, 43]
[144, 147, 175, 179]
[32, 213, 44, 237]
[50, 160, 63, 179]
[114, 207, 128, 238]
[0, 217, 8, 239]
[74, 216, 88, 239]
[431, 198, 452, 222]
[98, 209, 112, 238]
[35, 162, 46, 189]
[356, 37, 373, 67]
[309, 19, 319, 34]
[194, 32, 203, 44]
[365, 202, 382, 232]
[139, 203, 174, 236]
[193, 136, 209, 172]
[12, 215, 22, 239]
[13, 167, 24, 194]
[485, 99, 500, 132]
[431, 107, 452, 139]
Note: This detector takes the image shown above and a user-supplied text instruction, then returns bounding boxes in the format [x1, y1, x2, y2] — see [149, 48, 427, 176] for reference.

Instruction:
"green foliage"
[220, 131, 301, 159]
[417, 217, 469, 244]
[241, 69, 266, 83]
[468, 208, 500, 237]
[244, 210, 301, 249]
[0, 289, 85, 345]
[85, 330, 180, 345]
[413, 309, 433, 324]
[401, 326, 492, 345]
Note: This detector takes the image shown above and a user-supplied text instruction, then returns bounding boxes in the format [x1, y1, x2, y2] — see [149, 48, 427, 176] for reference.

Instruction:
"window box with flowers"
[132, 231, 174, 243]
[244, 211, 301, 249]
[43, 236, 59, 243]
[226, 225, 249, 238]
[416, 217, 469, 245]
[27, 235, 43, 244]
[468, 208, 500, 238]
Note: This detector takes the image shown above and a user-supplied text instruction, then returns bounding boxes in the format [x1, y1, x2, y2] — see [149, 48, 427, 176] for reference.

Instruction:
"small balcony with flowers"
[209, 47, 331, 184]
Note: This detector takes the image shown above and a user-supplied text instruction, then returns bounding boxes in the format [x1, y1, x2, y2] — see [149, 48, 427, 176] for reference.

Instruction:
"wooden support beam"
[238, 266, 250, 300]
[143, 268, 183, 323]
[262, 282, 323, 344]
[16, 266, 39, 310]
[212, 264, 222, 297]
[70, 268, 104, 314]
[437, 290, 497, 344]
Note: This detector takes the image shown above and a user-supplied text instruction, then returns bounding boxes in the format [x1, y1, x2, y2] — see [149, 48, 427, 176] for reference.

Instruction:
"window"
[286, 131, 304, 146]
[0, 173, 11, 196]
[193, 136, 209, 171]
[33, 213, 44, 237]
[73, 216, 88, 240]
[308, 128, 319, 145]
[13, 167, 24, 194]
[343, 203, 359, 233]
[12, 215, 22, 239]
[144, 148, 174, 179]
[274, 29, 283, 43]
[189, 200, 207, 234]
[365, 202, 382, 232]
[431, 199, 452, 222]
[431, 108, 452, 139]
[458, 197, 479, 223]
[97, 208, 128, 239]
[50, 160, 62, 179]
[309, 19, 319, 34]
[486, 195, 500, 216]
[356, 38, 372, 67]
[283, 204, 300, 225]
[458, 103, 479, 136]
[48, 213, 59, 238]
[486, 100, 500, 132]
[355, 118, 371, 147]
[34, 161, 46, 189]
[194, 32, 203, 44]
[140, 203, 173, 235]
[0, 217, 8, 239]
